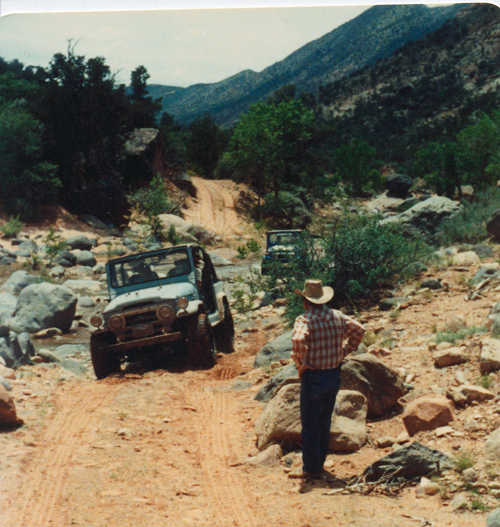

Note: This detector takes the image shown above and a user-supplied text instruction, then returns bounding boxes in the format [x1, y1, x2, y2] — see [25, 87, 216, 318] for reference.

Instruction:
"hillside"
[317, 3, 500, 162]
[149, 3, 465, 126]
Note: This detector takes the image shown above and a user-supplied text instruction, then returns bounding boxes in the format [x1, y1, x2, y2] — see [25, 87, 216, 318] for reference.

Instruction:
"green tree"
[128, 65, 161, 128]
[456, 112, 500, 188]
[333, 138, 379, 195]
[0, 100, 59, 218]
[187, 114, 225, 178]
[222, 99, 315, 202]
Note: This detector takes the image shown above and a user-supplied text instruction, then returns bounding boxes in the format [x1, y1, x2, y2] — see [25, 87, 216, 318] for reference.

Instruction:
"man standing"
[291, 279, 365, 481]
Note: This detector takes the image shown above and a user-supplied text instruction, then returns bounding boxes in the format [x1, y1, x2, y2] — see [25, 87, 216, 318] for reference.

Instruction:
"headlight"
[108, 314, 126, 331]
[156, 305, 175, 324]
[177, 297, 188, 310]
[90, 315, 103, 328]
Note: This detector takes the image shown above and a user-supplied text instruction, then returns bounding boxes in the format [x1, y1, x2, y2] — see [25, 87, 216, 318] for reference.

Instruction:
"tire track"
[189, 385, 262, 527]
[7, 380, 121, 527]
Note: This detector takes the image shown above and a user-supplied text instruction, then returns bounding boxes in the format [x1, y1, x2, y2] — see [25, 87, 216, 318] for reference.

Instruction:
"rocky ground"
[0, 182, 499, 527]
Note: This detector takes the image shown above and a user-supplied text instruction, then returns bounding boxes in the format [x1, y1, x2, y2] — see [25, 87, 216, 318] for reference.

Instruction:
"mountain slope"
[149, 3, 466, 126]
[317, 3, 500, 162]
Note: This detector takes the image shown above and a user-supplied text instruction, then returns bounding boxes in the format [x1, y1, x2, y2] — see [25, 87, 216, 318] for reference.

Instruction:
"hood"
[104, 282, 197, 314]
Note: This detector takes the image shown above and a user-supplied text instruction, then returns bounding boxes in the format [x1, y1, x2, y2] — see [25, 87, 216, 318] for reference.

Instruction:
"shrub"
[435, 326, 487, 344]
[454, 451, 475, 473]
[278, 213, 432, 323]
[127, 173, 179, 218]
[43, 228, 67, 265]
[434, 186, 500, 245]
[0, 215, 23, 238]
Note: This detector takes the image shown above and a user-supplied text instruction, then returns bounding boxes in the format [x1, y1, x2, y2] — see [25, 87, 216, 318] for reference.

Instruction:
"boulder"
[0, 384, 22, 427]
[9, 283, 77, 333]
[65, 234, 95, 250]
[402, 396, 454, 436]
[0, 292, 17, 327]
[54, 250, 77, 268]
[15, 240, 38, 257]
[340, 353, 406, 418]
[470, 263, 500, 286]
[433, 347, 469, 368]
[382, 196, 462, 236]
[447, 384, 495, 407]
[0, 331, 35, 368]
[385, 173, 412, 198]
[158, 213, 217, 245]
[255, 385, 367, 454]
[451, 251, 480, 266]
[253, 330, 293, 368]
[480, 338, 500, 374]
[255, 383, 301, 451]
[1, 270, 40, 295]
[246, 444, 283, 467]
[486, 209, 500, 242]
[362, 442, 453, 483]
[330, 390, 367, 453]
[62, 279, 102, 294]
[72, 250, 97, 267]
[254, 362, 298, 402]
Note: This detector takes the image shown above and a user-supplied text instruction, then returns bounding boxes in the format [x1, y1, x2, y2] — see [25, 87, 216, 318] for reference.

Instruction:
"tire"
[90, 332, 120, 379]
[186, 313, 216, 369]
[214, 302, 235, 354]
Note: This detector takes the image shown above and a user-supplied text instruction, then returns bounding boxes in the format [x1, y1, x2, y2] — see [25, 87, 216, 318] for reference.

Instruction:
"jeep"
[261, 229, 303, 275]
[89, 244, 234, 378]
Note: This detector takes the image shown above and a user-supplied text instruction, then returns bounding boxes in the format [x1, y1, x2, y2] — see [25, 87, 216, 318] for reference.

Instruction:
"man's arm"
[343, 315, 365, 355]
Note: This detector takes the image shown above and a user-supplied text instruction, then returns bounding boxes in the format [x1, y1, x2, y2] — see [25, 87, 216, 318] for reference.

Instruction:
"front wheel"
[90, 332, 120, 379]
[186, 313, 216, 369]
[214, 302, 235, 354]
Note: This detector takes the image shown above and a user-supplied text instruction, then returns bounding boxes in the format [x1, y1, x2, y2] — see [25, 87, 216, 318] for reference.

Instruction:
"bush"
[127, 173, 179, 218]
[259, 190, 311, 228]
[0, 215, 23, 238]
[277, 213, 431, 323]
[434, 186, 500, 245]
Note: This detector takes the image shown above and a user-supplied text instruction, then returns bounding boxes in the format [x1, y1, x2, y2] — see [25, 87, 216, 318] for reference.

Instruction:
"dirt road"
[182, 176, 258, 243]
[1, 337, 486, 527]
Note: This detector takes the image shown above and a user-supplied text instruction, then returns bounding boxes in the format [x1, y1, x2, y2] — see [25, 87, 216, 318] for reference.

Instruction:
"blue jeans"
[300, 368, 341, 474]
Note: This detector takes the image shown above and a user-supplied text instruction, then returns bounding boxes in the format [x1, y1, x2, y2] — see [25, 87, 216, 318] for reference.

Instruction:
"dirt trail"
[182, 176, 257, 242]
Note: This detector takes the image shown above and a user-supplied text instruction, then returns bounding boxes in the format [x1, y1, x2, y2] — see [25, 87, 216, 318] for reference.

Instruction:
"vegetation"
[263, 213, 432, 323]
[0, 215, 23, 238]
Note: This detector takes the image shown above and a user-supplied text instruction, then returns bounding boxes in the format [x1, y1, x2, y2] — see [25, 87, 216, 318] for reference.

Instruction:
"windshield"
[267, 231, 301, 247]
[108, 248, 192, 288]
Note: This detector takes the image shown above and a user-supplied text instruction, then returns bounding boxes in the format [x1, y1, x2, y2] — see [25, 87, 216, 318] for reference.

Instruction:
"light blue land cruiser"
[89, 244, 234, 378]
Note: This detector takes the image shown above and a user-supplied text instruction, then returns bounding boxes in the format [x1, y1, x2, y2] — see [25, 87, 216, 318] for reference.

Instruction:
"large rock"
[255, 383, 301, 451]
[0, 292, 17, 328]
[158, 213, 217, 245]
[447, 384, 495, 407]
[451, 251, 480, 266]
[253, 330, 293, 368]
[1, 270, 40, 296]
[433, 347, 469, 368]
[340, 353, 406, 418]
[486, 209, 500, 242]
[330, 390, 367, 453]
[385, 173, 413, 198]
[62, 279, 102, 294]
[480, 338, 500, 374]
[255, 385, 367, 453]
[255, 362, 298, 402]
[0, 331, 35, 368]
[66, 234, 95, 250]
[9, 283, 77, 333]
[362, 442, 453, 483]
[15, 240, 38, 257]
[72, 250, 97, 267]
[382, 196, 462, 236]
[402, 396, 454, 436]
[0, 384, 22, 427]
[471, 263, 500, 286]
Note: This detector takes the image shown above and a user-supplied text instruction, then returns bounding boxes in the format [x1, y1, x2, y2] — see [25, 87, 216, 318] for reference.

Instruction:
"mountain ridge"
[148, 3, 468, 126]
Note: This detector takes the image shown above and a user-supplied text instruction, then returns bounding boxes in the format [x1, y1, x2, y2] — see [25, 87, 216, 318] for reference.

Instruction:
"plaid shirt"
[292, 304, 365, 370]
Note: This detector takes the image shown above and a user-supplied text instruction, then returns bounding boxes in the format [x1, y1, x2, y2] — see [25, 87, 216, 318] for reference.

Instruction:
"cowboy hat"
[295, 279, 334, 304]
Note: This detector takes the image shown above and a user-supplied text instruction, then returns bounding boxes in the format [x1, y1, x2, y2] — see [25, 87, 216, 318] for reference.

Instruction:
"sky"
[0, 1, 464, 87]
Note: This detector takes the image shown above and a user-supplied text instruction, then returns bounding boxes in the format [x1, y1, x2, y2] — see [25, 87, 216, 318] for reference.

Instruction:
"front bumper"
[104, 331, 183, 353]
